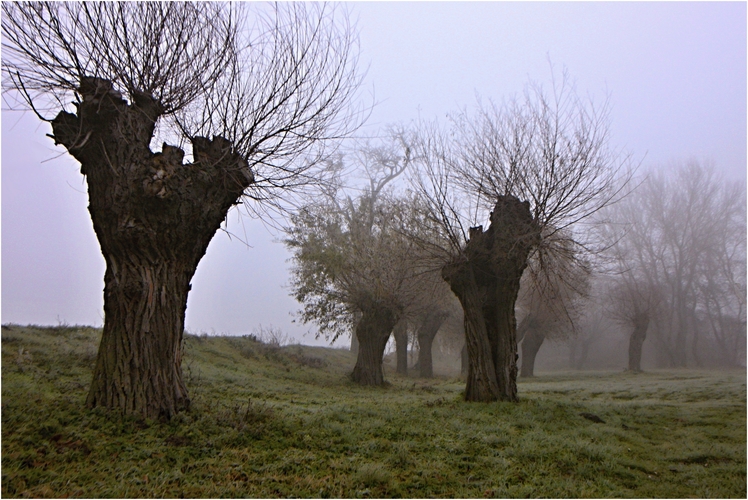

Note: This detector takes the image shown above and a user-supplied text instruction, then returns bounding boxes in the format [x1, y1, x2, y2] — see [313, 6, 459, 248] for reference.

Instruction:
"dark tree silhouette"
[2, 2, 362, 418]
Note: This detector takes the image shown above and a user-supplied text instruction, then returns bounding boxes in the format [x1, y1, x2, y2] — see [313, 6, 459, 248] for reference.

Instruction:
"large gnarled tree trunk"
[442, 196, 539, 402]
[628, 313, 649, 372]
[351, 301, 398, 385]
[416, 310, 449, 378]
[50, 78, 253, 419]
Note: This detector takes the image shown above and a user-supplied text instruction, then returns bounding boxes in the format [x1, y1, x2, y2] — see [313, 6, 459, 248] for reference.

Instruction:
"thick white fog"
[2, 2, 745, 347]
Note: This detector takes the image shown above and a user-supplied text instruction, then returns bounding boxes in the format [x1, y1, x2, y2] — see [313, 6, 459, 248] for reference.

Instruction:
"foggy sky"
[2, 2, 746, 346]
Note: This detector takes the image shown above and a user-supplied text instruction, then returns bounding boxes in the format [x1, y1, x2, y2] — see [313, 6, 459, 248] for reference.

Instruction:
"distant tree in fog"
[599, 187, 664, 372]
[605, 279, 661, 372]
[396, 281, 455, 379]
[601, 161, 746, 368]
[409, 286, 459, 378]
[516, 232, 590, 378]
[385, 270, 455, 379]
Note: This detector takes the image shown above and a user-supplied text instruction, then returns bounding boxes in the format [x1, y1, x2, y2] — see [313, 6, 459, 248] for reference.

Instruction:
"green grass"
[2, 324, 745, 498]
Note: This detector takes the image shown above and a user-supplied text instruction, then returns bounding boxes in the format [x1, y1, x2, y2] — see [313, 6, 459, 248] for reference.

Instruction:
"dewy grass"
[2, 324, 746, 498]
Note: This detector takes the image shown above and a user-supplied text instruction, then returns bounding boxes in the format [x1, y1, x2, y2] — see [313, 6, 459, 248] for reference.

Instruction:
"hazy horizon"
[2, 2, 745, 348]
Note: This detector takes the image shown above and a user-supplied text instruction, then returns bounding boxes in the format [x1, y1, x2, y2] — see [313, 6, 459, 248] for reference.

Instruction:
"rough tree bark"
[519, 320, 545, 378]
[628, 313, 649, 372]
[50, 78, 253, 419]
[351, 302, 398, 385]
[393, 320, 409, 375]
[442, 195, 539, 402]
[416, 310, 449, 378]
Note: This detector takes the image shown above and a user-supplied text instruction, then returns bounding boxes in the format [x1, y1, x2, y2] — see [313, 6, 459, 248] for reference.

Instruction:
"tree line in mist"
[285, 131, 746, 384]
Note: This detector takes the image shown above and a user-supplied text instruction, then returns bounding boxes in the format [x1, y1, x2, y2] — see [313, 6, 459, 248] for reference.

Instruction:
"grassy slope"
[2, 325, 745, 498]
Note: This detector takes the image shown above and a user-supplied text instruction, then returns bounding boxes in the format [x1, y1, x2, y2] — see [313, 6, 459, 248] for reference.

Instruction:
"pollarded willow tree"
[285, 133, 448, 385]
[2, 2, 363, 418]
[285, 191, 434, 385]
[410, 71, 632, 402]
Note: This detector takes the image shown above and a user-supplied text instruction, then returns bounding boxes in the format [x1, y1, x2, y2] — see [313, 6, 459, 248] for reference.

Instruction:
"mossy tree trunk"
[442, 195, 539, 402]
[628, 313, 649, 373]
[416, 310, 449, 378]
[351, 302, 398, 385]
[50, 78, 253, 419]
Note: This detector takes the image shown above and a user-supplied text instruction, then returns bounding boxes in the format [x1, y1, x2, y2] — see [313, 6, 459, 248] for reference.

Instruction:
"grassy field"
[2, 324, 745, 498]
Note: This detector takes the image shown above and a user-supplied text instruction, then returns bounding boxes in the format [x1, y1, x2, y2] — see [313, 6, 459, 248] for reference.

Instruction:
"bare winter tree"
[2, 2, 362, 418]
[605, 280, 660, 372]
[410, 70, 631, 402]
[600, 162, 746, 368]
[599, 200, 663, 372]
